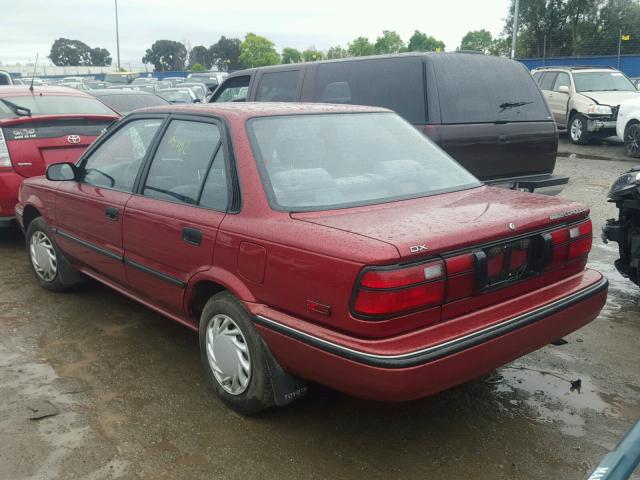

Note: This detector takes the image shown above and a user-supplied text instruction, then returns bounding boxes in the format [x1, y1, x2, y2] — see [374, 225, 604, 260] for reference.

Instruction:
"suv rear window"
[0, 94, 115, 118]
[313, 57, 427, 124]
[434, 56, 550, 124]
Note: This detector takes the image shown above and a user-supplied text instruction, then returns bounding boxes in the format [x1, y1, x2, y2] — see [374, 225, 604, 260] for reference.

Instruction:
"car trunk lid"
[2, 115, 114, 177]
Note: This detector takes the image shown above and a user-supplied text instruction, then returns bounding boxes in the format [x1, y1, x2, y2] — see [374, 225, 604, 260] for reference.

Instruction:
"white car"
[616, 97, 640, 157]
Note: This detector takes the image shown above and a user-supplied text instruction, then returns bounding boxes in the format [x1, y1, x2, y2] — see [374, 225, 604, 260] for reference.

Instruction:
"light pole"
[511, 0, 520, 59]
[115, 0, 121, 71]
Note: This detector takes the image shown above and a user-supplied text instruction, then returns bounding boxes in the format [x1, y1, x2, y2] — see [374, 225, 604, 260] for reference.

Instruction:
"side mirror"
[558, 85, 570, 94]
[46, 162, 77, 181]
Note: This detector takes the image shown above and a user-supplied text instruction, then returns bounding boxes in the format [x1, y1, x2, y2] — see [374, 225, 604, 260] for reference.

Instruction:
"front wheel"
[199, 292, 275, 414]
[624, 123, 640, 158]
[26, 217, 83, 292]
[569, 114, 591, 144]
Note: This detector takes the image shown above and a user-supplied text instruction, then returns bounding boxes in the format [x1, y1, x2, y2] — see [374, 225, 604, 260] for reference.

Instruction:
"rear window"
[434, 55, 551, 124]
[0, 94, 116, 118]
[248, 112, 479, 211]
[96, 93, 168, 114]
[313, 57, 426, 124]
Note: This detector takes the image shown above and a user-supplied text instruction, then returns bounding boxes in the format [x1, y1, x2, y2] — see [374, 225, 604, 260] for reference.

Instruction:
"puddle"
[490, 366, 613, 437]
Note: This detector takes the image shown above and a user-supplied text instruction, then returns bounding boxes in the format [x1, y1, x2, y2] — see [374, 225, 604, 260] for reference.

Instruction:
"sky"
[1, 0, 511, 67]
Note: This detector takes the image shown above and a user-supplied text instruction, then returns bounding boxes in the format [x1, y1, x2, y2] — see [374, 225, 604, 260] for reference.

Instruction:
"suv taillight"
[353, 260, 445, 317]
[0, 128, 12, 170]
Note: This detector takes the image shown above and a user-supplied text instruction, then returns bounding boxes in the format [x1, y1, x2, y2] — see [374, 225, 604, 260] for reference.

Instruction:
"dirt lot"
[1, 137, 639, 480]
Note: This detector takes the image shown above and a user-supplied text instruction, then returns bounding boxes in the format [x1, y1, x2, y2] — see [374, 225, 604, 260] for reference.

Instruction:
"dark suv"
[211, 53, 566, 193]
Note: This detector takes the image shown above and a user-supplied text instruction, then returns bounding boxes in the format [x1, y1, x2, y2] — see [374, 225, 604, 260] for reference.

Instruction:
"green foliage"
[191, 63, 207, 72]
[374, 30, 405, 54]
[503, 0, 640, 58]
[209, 36, 242, 71]
[348, 36, 375, 56]
[459, 29, 494, 53]
[326, 45, 348, 59]
[49, 38, 112, 66]
[239, 33, 280, 68]
[189, 45, 211, 69]
[142, 40, 187, 71]
[302, 47, 324, 62]
[407, 30, 446, 52]
[281, 47, 303, 64]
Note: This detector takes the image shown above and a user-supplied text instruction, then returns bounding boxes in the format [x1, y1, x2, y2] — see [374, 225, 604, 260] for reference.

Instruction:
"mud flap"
[260, 338, 307, 407]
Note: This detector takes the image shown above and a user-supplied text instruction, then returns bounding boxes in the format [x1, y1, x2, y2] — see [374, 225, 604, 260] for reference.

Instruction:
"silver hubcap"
[570, 118, 582, 141]
[30, 231, 57, 282]
[205, 314, 251, 395]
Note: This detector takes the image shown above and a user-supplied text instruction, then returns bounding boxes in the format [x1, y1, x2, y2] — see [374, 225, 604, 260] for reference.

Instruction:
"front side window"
[248, 112, 479, 211]
[143, 120, 224, 207]
[213, 76, 250, 102]
[255, 70, 301, 101]
[539, 72, 558, 91]
[553, 72, 571, 91]
[573, 71, 636, 92]
[81, 118, 163, 191]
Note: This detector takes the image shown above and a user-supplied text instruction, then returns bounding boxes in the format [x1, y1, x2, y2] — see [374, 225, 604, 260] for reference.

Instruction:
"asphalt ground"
[0, 136, 639, 480]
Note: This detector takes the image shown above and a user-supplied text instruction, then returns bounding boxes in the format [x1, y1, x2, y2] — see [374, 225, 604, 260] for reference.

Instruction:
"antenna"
[29, 53, 39, 93]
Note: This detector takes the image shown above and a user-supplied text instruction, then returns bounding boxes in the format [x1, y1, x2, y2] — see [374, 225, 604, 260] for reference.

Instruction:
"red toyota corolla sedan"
[0, 86, 118, 228]
[16, 103, 607, 414]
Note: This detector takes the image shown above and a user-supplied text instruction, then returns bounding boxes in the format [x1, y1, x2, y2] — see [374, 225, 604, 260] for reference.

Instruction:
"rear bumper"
[253, 271, 607, 401]
[485, 173, 569, 195]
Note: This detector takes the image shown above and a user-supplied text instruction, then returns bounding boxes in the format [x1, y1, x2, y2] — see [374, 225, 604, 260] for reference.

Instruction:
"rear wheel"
[26, 217, 83, 292]
[569, 114, 590, 144]
[624, 123, 640, 158]
[199, 292, 274, 414]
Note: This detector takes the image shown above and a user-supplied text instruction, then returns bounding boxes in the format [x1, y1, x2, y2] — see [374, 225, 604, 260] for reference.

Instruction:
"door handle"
[182, 227, 202, 246]
[105, 207, 119, 221]
[498, 135, 510, 144]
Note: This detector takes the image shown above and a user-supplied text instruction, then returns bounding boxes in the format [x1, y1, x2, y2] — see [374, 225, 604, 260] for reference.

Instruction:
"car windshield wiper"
[499, 101, 532, 113]
[0, 98, 31, 117]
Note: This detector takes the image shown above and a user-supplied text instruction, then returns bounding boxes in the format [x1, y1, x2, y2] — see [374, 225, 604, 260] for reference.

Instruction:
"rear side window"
[539, 72, 558, 91]
[256, 70, 301, 101]
[143, 120, 226, 209]
[434, 56, 551, 124]
[212, 76, 250, 102]
[313, 57, 426, 124]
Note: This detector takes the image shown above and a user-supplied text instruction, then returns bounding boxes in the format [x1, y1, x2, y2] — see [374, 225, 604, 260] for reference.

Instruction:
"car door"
[55, 117, 165, 285]
[122, 116, 230, 315]
[547, 72, 571, 126]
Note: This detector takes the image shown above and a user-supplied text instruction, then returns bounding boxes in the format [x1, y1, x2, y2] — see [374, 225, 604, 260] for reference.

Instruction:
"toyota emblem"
[67, 134, 81, 144]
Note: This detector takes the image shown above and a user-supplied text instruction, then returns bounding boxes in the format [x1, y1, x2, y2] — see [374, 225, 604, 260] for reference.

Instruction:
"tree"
[49, 38, 111, 66]
[142, 40, 187, 71]
[191, 63, 207, 72]
[189, 45, 211, 69]
[407, 30, 445, 52]
[302, 47, 324, 62]
[459, 29, 494, 53]
[326, 45, 348, 59]
[238, 33, 280, 68]
[281, 47, 303, 64]
[348, 36, 375, 56]
[374, 30, 405, 54]
[209, 36, 242, 71]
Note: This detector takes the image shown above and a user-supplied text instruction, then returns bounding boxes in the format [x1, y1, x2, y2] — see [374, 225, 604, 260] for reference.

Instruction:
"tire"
[624, 123, 640, 158]
[569, 114, 591, 144]
[199, 291, 274, 414]
[26, 217, 84, 292]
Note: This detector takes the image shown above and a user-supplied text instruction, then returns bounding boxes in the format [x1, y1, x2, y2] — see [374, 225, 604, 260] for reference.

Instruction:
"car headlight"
[587, 104, 613, 115]
[609, 169, 640, 196]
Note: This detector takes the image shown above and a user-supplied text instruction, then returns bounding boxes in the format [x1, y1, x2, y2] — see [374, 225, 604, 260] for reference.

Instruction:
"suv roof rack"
[532, 65, 617, 71]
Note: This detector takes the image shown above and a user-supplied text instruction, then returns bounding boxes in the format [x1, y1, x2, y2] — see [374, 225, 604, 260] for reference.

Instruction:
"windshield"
[97, 93, 168, 114]
[249, 112, 480, 211]
[0, 94, 115, 118]
[573, 71, 636, 92]
[104, 73, 134, 84]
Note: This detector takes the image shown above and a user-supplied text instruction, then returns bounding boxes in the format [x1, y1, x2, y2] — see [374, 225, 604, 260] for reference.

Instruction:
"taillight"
[353, 260, 445, 317]
[550, 220, 592, 267]
[0, 128, 12, 171]
[445, 253, 475, 301]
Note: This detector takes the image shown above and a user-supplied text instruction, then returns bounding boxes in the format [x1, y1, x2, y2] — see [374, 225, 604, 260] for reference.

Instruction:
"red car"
[16, 103, 607, 414]
[0, 86, 118, 228]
